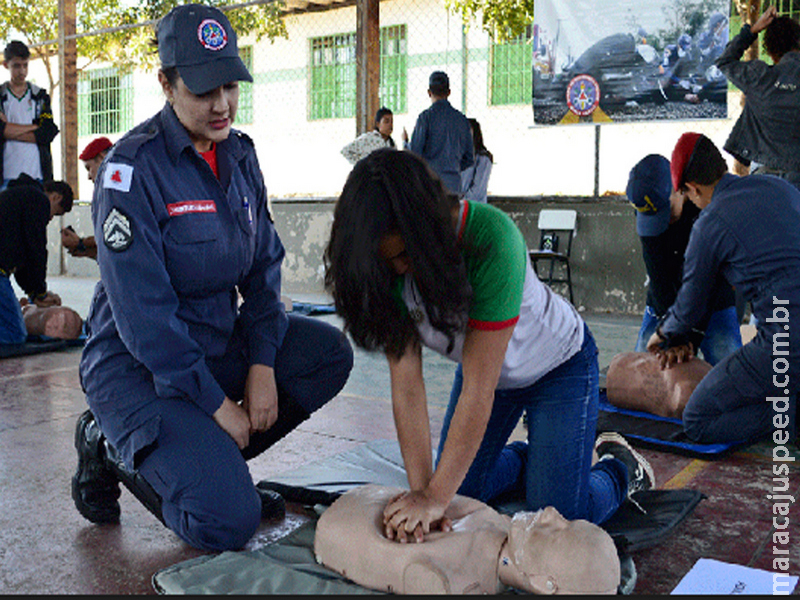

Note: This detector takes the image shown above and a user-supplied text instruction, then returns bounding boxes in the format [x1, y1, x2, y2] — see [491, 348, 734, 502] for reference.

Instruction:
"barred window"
[309, 25, 407, 120]
[771, 0, 800, 20]
[380, 25, 407, 113]
[310, 32, 357, 120]
[78, 68, 132, 136]
[238, 46, 254, 124]
[490, 26, 533, 106]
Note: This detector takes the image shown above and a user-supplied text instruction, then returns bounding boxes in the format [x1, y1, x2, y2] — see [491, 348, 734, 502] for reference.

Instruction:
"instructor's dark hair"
[682, 135, 727, 188]
[324, 148, 471, 358]
[764, 15, 800, 60]
[44, 180, 74, 212]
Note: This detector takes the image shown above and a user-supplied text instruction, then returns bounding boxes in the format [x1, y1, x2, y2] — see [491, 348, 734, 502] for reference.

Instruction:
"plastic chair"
[529, 209, 577, 304]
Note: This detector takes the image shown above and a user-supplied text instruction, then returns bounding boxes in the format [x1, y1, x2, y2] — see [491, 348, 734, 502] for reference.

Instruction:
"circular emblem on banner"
[197, 19, 228, 51]
[565, 74, 600, 117]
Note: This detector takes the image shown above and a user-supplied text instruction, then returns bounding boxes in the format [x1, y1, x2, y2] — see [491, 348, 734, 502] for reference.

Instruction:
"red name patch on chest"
[167, 200, 218, 216]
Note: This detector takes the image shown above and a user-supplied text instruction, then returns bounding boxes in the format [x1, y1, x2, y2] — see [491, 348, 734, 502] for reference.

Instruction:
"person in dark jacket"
[404, 71, 474, 195]
[0, 41, 59, 190]
[0, 174, 73, 344]
[716, 5, 800, 190]
[71, 4, 353, 552]
[647, 132, 800, 445]
[627, 153, 741, 365]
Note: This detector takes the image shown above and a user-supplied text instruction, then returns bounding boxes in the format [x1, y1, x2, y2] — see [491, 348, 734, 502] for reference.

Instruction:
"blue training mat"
[596, 389, 748, 459]
[0, 333, 86, 359]
[289, 302, 336, 316]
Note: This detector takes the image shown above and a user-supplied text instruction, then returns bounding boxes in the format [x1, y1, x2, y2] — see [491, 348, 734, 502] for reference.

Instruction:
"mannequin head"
[21, 304, 83, 339]
[498, 507, 620, 595]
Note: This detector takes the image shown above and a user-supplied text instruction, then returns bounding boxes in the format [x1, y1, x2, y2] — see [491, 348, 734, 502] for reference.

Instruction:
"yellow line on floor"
[662, 459, 710, 489]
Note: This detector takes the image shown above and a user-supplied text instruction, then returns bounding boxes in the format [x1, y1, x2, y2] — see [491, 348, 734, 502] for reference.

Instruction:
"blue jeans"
[437, 325, 627, 525]
[0, 276, 26, 345]
[635, 305, 742, 365]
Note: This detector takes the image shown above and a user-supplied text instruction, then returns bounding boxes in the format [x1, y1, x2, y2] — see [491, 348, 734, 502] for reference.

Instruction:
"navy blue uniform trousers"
[107, 313, 352, 551]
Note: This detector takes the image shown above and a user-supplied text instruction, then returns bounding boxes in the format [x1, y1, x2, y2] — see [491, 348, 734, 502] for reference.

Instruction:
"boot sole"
[72, 410, 121, 524]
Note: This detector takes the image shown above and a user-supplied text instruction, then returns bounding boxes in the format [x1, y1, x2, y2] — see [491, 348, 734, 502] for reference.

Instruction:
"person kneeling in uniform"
[71, 4, 353, 552]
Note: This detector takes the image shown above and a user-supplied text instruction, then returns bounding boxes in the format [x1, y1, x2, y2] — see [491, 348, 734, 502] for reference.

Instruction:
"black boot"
[71, 409, 122, 524]
[104, 440, 166, 525]
[255, 486, 286, 520]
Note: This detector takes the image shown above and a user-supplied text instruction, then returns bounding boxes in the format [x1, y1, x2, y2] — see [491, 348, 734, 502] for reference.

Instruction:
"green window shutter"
[309, 26, 407, 120]
[379, 25, 407, 113]
[309, 33, 356, 120]
[490, 26, 533, 106]
[77, 67, 133, 135]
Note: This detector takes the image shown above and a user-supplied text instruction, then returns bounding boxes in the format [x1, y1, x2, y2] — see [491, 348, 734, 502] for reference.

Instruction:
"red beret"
[670, 132, 702, 190]
[79, 137, 113, 161]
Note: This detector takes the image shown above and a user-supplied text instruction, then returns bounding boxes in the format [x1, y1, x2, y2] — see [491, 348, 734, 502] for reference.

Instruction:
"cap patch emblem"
[103, 207, 133, 252]
[198, 19, 228, 51]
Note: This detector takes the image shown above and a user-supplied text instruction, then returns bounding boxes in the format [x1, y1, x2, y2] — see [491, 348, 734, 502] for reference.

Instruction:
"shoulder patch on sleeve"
[103, 163, 134, 193]
[103, 207, 133, 252]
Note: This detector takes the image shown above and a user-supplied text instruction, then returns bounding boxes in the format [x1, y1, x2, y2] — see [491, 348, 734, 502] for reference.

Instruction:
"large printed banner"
[532, 0, 730, 125]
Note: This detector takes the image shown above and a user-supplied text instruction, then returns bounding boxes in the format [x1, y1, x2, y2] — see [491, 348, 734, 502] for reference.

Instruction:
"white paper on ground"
[671, 558, 798, 595]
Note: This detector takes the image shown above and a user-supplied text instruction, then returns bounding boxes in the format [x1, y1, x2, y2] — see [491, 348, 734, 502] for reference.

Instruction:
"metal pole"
[594, 124, 600, 199]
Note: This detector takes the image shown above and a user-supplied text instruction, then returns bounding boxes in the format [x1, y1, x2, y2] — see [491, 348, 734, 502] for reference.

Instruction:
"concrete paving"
[1, 275, 797, 594]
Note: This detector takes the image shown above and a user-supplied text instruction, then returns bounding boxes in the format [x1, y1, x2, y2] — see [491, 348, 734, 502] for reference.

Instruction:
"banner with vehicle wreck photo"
[532, 0, 730, 125]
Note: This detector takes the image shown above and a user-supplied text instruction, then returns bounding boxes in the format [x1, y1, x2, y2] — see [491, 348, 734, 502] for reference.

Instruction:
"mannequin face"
[499, 507, 620, 595]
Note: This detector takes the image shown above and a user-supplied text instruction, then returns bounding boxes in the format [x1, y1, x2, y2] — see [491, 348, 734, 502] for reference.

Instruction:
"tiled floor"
[1, 276, 797, 594]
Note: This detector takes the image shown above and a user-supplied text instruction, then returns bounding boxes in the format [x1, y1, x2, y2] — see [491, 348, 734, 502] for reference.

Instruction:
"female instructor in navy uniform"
[71, 4, 353, 551]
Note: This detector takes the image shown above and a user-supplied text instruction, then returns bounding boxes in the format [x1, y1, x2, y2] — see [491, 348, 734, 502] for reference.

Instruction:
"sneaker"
[71, 410, 122, 524]
[595, 431, 655, 497]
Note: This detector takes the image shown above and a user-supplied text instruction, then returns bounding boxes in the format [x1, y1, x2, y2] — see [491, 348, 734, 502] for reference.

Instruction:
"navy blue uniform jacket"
[80, 104, 288, 434]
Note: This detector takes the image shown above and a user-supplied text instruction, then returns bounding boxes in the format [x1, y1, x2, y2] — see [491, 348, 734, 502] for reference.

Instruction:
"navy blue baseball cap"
[626, 154, 672, 237]
[157, 4, 252, 96]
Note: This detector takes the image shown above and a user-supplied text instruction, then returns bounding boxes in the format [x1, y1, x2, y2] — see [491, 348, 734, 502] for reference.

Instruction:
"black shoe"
[71, 410, 121, 524]
[595, 431, 655, 497]
[256, 486, 286, 520]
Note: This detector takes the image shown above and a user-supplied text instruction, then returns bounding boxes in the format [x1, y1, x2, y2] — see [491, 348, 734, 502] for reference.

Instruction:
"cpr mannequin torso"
[605, 351, 712, 418]
[314, 484, 620, 595]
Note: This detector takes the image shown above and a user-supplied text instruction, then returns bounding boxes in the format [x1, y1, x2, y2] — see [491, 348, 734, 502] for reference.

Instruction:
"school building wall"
[34, 0, 747, 314]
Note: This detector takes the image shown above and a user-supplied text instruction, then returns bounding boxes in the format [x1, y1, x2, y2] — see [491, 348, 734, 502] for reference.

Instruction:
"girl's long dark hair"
[468, 118, 493, 163]
[324, 149, 471, 358]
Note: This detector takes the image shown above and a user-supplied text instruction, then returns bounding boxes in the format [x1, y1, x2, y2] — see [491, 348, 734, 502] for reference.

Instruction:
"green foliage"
[0, 0, 288, 91]
[657, 0, 729, 46]
[445, 0, 534, 43]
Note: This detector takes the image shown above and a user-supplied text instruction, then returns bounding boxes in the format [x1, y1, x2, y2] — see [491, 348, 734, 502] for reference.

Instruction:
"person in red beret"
[646, 132, 800, 446]
[60, 137, 113, 260]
